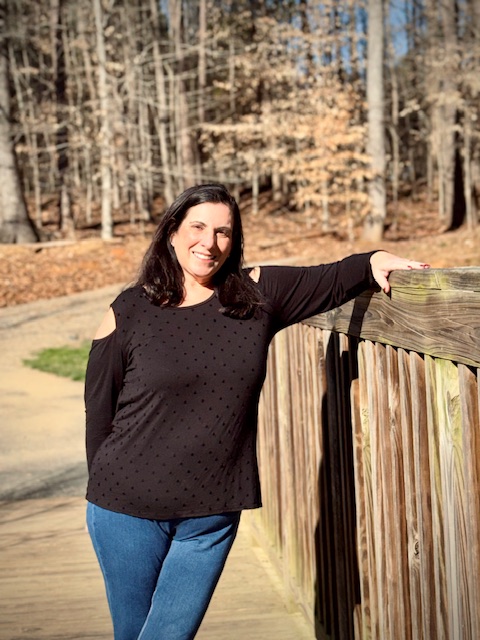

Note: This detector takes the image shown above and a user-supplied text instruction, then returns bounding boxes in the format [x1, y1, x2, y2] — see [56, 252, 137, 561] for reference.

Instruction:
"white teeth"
[193, 252, 215, 261]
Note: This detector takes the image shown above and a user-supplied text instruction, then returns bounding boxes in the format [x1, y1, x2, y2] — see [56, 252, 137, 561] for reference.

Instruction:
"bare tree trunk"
[138, 89, 152, 220]
[463, 114, 475, 229]
[8, 42, 42, 229]
[0, 1, 37, 243]
[120, 8, 138, 216]
[150, 0, 174, 204]
[52, 0, 75, 238]
[198, 0, 206, 124]
[122, 2, 151, 223]
[196, 0, 206, 183]
[385, 1, 400, 231]
[425, 0, 458, 229]
[170, 0, 184, 192]
[438, 0, 458, 228]
[93, 0, 112, 240]
[170, 0, 196, 191]
[465, 0, 480, 226]
[363, 0, 386, 242]
[74, 4, 97, 221]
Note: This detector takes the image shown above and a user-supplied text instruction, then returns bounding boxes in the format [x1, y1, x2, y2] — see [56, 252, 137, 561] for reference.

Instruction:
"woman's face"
[170, 202, 233, 287]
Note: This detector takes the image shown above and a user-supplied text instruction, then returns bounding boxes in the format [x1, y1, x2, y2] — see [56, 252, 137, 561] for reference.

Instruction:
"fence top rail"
[304, 267, 480, 367]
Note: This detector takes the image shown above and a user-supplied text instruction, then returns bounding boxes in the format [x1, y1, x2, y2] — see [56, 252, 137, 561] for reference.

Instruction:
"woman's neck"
[178, 282, 215, 307]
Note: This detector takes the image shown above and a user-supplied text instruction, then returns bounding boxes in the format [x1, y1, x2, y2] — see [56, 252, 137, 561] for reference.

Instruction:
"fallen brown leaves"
[1, 205, 479, 308]
[0, 237, 149, 307]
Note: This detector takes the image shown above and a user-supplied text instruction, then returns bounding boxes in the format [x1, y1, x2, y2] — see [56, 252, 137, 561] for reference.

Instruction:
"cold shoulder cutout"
[93, 307, 117, 340]
[249, 266, 261, 283]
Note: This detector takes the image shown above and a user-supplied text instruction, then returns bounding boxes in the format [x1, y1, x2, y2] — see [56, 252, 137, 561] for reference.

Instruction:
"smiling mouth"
[193, 251, 216, 262]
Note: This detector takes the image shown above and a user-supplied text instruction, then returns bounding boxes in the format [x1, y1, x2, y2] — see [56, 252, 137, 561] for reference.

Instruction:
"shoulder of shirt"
[112, 284, 145, 304]
[109, 286, 150, 323]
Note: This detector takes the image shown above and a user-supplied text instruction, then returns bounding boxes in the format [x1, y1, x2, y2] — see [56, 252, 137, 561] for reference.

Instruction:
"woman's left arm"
[370, 251, 430, 294]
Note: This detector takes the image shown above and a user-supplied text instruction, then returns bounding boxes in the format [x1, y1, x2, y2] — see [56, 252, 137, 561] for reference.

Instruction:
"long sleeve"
[258, 252, 377, 331]
[84, 329, 125, 471]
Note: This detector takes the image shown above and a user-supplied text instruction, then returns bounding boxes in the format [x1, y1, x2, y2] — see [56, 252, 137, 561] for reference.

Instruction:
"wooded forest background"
[0, 0, 479, 245]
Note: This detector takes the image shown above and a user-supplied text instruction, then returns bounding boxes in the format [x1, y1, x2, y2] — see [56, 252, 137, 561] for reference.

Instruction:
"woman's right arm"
[84, 307, 125, 471]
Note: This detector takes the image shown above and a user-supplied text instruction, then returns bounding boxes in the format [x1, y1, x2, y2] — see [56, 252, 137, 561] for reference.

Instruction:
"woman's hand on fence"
[370, 251, 430, 294]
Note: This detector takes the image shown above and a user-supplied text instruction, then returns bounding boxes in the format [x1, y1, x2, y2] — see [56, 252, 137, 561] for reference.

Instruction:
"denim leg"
[137, 511, 241, 640]
[87, 502, 171, 640]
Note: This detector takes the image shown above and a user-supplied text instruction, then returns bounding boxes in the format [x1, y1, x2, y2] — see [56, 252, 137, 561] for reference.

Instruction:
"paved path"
[0, 287, 313, 639]
[0, 284, 123, 500]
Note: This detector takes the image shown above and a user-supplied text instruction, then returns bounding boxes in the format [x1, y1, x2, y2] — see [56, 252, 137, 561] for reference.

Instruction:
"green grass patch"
[23, 343, 91, 382]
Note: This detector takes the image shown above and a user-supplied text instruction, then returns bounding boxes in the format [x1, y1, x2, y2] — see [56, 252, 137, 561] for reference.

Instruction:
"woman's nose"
[200, 230, 216, 249]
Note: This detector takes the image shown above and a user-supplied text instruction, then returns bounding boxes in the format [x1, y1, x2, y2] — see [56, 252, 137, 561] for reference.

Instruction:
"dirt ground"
[1, 194, 479, 308]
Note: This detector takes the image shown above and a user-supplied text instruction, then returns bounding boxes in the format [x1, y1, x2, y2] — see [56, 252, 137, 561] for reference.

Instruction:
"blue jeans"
[86, 502, 241, 640]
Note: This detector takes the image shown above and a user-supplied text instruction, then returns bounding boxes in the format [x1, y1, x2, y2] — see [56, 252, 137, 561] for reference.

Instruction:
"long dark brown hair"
[136, 183, 262, 318]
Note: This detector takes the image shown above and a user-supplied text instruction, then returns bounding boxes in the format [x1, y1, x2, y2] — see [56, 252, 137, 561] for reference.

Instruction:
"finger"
[396, 260, 430, 271]
[373, 271, 390, 293]
[411, 262, 430, 269]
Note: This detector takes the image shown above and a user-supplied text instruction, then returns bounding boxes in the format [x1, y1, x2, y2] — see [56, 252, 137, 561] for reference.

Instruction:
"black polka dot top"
[85, 253, 376, 519]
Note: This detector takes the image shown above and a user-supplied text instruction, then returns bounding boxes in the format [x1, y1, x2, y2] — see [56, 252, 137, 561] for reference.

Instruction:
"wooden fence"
[247, 267, 480, 640]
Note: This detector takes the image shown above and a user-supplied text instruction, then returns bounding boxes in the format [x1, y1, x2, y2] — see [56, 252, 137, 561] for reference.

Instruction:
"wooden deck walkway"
[0, 496, 313, 640]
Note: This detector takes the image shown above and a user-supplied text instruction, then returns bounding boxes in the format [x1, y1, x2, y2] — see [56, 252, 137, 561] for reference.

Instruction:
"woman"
[85, 183, 429, 640]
